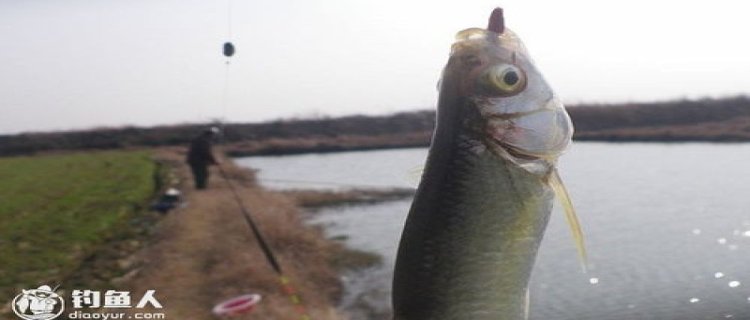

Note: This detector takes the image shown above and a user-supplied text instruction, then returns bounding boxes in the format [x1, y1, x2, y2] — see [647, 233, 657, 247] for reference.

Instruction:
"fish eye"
[482, 63, 526, 95]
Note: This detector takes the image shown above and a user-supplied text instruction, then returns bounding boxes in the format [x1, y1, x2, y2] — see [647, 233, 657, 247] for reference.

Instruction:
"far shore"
[2, 96, 750, 157]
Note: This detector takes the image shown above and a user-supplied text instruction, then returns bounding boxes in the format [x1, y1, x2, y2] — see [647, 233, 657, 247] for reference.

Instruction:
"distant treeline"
[0, 112, 435, 156]
[2, 96, 750, 156]
[569, 96, 750, 141]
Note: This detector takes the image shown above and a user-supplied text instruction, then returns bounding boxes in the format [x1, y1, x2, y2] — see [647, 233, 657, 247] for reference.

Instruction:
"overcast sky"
[1, 0, 749, 134]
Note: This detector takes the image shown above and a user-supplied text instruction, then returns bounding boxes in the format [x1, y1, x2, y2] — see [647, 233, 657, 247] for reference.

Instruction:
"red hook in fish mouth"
[488, 8, 505, 34]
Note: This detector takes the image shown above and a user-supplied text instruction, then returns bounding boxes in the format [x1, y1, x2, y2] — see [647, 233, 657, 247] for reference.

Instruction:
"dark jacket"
[187, 134, 217, 166]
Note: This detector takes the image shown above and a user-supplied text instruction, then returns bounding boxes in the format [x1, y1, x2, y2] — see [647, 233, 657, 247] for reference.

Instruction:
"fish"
[392, 8, 585, 320]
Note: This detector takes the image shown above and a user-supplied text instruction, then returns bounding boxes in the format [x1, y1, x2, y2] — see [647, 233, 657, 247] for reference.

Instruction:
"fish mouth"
[477, 106, 573, 174]
[460, 104, 543, 161]
[483, 115, 545, 160]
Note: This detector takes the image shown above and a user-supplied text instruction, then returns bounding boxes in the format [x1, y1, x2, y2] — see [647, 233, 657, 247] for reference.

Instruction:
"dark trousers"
[190, 164, 209, 189]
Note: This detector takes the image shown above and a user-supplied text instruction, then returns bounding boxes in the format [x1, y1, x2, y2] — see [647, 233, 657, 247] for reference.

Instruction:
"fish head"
[441, 9, 573, 174]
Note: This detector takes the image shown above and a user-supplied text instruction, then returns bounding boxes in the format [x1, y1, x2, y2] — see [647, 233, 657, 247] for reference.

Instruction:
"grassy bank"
[0, 151, 158, 301]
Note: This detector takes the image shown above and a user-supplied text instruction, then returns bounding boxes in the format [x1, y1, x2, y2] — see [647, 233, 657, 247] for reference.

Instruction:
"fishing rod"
[216, 165, 311, 320]
[217, 166, 283, 273]
[214, 6, 311, 317]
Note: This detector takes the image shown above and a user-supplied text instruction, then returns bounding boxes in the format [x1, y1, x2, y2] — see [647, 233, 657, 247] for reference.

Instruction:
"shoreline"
[116, 148, 397, 319]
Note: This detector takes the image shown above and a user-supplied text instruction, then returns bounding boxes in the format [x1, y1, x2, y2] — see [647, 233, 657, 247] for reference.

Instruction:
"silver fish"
[392, 8, 585, 320]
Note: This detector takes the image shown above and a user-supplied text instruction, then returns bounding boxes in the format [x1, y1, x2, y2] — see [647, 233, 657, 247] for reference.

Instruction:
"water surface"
[236, 143, 750, 320]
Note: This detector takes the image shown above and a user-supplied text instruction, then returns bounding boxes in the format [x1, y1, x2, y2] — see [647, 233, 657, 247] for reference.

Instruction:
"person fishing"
[187, 127, 220, 189]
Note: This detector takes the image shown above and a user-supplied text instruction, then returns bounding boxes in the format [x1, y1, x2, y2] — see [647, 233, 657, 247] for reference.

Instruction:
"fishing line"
[226, 0, 233, 40]
[220, 62, 231, 122]
[215, 3, 311, 318]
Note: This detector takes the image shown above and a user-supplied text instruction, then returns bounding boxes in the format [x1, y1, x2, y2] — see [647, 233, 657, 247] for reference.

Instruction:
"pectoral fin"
[407, 166, 424, 187]
[549, 168, 588, 272]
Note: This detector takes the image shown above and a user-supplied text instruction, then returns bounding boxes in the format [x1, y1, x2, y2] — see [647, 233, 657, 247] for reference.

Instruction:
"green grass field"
[0, 150, 157, 298]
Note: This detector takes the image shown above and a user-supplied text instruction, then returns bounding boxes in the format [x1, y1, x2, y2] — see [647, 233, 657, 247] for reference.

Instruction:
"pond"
[236, 143, 750, 320]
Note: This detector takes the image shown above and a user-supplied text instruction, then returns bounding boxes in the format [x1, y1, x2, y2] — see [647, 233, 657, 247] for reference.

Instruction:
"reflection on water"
[236, 143, 750, 320]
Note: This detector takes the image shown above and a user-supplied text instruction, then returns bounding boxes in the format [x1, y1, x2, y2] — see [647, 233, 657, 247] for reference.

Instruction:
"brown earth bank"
[114, 148, 371, 320]
[3, 96, 750, 157]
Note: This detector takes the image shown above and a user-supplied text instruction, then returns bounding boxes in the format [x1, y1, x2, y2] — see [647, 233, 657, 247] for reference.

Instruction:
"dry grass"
[122, 148, 347, 319]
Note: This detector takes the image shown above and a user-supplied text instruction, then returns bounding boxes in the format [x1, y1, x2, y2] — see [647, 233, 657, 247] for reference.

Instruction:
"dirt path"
[124, 149, 343, 319]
